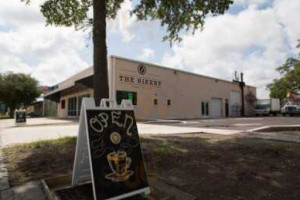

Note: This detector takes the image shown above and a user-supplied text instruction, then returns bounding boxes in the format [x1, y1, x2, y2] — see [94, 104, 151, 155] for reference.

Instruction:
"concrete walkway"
[2, 117, 300, 147]
[1, 181, 47, 200]
[0, 118, 76, 128]
[1, 124, 78, 147]
[0, 118, 241, 147]
[137, 123, 240, 135]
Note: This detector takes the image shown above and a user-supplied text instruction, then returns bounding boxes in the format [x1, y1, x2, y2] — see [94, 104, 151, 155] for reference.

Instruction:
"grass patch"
[153, 144, 174, 154]
[0, 115, 10, 119]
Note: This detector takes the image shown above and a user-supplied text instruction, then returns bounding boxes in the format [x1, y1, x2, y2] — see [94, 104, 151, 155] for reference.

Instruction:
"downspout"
[42, 98, 45, 117]
[240, 73, 245, 117]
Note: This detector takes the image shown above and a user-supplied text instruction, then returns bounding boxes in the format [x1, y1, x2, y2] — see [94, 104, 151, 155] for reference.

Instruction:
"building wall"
[112, 57, 256, 120]
[54, 57, 256, 120]
[26, 102, 43, 117]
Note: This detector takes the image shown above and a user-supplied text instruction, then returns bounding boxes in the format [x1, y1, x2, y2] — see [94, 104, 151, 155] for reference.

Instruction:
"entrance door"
[211, 98, 222, 118]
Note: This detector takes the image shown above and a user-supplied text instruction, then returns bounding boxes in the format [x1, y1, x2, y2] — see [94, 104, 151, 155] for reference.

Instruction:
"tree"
[267, 45, 300, 103]
[22, 0, 233, 101]
[0, 72, 40, 118]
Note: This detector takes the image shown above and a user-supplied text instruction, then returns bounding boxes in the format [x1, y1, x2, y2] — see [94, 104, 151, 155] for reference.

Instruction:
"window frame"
[201, 101, 209, 116]
[67, 97, 77, 117]
[116, 90, 137, 105]
[167, 99, 171, 106]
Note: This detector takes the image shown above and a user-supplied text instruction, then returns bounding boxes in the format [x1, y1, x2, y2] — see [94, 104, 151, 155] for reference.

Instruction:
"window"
[116, 91, 137, 105]
[154, 99, 158, 105]
[68, 97, 77, 116]
[206, 102, 209, 116]
[201, 102, 209, 116]
[167, 99, 171, 106]
[61, 100, 65, 109]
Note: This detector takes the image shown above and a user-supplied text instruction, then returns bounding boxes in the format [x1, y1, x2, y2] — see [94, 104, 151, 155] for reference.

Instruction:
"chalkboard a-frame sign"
[72, 98, 150, 200]
[15, 110, 26, 123]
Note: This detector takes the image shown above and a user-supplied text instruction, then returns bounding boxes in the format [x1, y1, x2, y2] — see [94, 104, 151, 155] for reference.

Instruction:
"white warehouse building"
[44, 56, 257, 120]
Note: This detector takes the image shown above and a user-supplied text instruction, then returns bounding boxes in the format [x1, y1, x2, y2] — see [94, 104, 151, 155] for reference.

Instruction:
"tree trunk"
[93, 0, 109, 105]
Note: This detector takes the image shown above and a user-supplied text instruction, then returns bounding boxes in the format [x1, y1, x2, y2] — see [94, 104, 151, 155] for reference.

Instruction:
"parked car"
[281, 104, 300, 116]
[255, 98, 281, 116]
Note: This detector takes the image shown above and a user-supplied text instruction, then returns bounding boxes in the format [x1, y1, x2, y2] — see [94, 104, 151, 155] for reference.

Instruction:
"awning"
[75, 75, 93, 88]
[44, 75, 94, 102]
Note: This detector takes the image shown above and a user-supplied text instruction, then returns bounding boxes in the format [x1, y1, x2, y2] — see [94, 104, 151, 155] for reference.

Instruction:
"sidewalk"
[1, 181, 47, 200]
[0, 120, 241, 148]
[0, 118, 77, 128]
[0, 143, 10, 200]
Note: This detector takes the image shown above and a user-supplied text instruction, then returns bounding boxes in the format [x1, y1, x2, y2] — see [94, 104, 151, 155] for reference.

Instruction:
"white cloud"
[273, 0, 300, 50]
[235, 0, 269, 5]
[32, 51, 89, 85]
[0, 55, 32, 73]
[137, 48, 155, 61]
[0, 0, 44, 27]
[0, 0, 90, 86]
[162, 1, 300, 98]
[107, 0, 136, 42]
[107, 0, 163, 43]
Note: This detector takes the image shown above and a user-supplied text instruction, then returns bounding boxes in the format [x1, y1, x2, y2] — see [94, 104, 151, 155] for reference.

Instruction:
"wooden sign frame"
[72, 98, 150, 200]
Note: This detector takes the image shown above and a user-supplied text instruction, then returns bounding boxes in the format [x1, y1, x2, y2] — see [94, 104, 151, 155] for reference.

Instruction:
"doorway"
[211, 98, 222, 118]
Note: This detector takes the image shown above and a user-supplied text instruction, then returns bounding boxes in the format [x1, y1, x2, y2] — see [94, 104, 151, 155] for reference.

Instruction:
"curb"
[7, 122, 78, 129]
[248, 125, 300, 132]
[244, 132, 300, 144]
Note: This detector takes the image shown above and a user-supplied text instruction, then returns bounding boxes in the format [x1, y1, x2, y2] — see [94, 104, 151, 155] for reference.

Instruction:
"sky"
[0, 0, 300, 98]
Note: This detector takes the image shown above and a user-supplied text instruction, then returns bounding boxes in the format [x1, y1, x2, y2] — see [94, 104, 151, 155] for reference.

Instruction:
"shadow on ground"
[3, 137, 76, 186]
[142, 133, 300, 200]
[3, 134, 300, 200]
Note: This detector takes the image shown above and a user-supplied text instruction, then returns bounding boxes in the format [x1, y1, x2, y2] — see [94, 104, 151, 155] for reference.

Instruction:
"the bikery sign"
[118, 64, 162, 88]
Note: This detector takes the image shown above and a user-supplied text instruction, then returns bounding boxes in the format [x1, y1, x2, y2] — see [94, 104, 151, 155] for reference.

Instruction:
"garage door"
[211, 98, 222, 118]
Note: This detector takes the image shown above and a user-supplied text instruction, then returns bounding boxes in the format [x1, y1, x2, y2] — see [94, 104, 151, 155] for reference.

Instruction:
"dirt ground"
[143, 134, 300, 200]
[3, 134, 300, 200]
